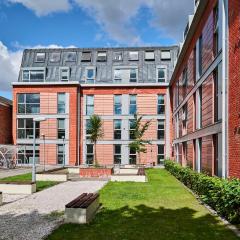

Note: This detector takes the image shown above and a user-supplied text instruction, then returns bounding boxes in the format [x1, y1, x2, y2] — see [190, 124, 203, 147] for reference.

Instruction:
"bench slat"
[66, 193, 99, 209]
[65, 193, 88, 208]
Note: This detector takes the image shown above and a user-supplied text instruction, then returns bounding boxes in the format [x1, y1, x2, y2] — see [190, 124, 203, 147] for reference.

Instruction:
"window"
[86, 120, 91, 139]
[213, 4, 219, 56]
[114, 120, 122, 140]
[157, 95, 165, 115]
[129, 147, 136, 164]
[59, 68, 69, 81]
[35, 53, 45, 62]
[157, 68, 166, 83]
[129, 119, 136, 140]
[145, 51, 155, 61]
[65, 52, 77, 62]
[161, 50, 171, 60]
[129, 51, 138, 61]
[129, 95, 137, 115]
[182, 67, 188, 97]
[17, 93, 40, 114]
[57, 93, 66, 114]
[17, 118, 39, 139]
[17, 144, 39, 164]
[157, 120, 165, 140]
[22, 69, 45, 82]
[86, 68, 95, 83]
[97, 51, 107, 62]
[157, 145, 165, 165]
[81, 51, 91, 62]
[49, 52, 61, 63]
[57, 144, 65, 165]
[114, 145, 121, 164]
[130, 69, 137, 82]
[58, 119, 65, 139]
[182, 103, 188, 133]
[86, 144, 94, 164]
[214, 66, 222, 121]
[198, 35, 203, 77]
[114, 69, 122, 83]
[86, 95, 94, 115]
[196, 86, 202, 129]
[113, 52, 122, 61]
[114, 95, 122, 115]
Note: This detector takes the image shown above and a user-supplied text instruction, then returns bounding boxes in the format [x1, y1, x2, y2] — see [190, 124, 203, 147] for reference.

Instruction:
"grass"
[0, 173, 59, 192]
[47, 169, 239, 240]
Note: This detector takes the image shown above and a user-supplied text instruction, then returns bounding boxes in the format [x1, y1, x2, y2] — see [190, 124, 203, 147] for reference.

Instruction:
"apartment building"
[12, 46, 178, 166]
[170, 0, 240, 178]
[0, 96, 12, 144]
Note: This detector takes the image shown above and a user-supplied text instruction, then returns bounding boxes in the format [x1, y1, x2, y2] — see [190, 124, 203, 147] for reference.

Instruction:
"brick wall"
[228, 0, 240, 178]
[0, 103, 12, 144]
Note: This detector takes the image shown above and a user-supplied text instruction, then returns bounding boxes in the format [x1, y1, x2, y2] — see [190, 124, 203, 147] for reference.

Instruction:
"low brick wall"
[80, 168, 113, 178]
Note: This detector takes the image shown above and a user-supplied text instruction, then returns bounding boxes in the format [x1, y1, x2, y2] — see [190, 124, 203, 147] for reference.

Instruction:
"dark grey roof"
[0, 96, 12, 106]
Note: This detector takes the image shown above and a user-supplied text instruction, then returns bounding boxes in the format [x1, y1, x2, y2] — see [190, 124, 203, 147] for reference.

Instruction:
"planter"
[80, 168, 113, 178]
[0, 182, 36, 194]
[36, 173, 68, 182]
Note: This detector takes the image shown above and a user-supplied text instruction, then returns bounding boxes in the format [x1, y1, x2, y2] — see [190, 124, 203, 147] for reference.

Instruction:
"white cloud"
[7, 0, 71, 16]
[0, 42, 76, 93]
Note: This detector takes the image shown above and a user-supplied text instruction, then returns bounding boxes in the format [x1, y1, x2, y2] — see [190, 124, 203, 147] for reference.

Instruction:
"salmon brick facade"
[0, 97, 12, 144]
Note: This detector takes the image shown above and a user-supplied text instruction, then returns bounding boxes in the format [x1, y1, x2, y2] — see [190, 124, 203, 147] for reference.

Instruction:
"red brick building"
[0, 96, 12, 144]
[170, 0, 240, 178]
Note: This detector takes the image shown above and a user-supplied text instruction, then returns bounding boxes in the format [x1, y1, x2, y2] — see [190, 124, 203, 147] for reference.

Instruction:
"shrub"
[164, 160, 240, 224]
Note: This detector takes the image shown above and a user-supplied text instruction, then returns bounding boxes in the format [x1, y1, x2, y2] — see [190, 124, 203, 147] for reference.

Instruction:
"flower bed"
[164, 160, 240, 224]
[80, 168, 113, 178]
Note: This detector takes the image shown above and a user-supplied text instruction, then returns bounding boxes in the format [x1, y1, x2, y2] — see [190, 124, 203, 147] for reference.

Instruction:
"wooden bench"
[0, 191, 2, 206]
[64, 193, 100, 224]
[137, 168, 145, 176]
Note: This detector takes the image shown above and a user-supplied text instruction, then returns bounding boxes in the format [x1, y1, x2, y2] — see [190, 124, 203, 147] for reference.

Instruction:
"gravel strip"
[0, 181, 107, 240]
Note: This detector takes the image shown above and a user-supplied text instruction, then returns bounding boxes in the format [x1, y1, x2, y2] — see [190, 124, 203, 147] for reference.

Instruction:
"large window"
[129, 147, 137, 165]
[17, 118, 39, 139]
[22, 69, 45, 82]
[157, 120, 165, 140]
[86, 144, 94, 164]
[114, 120, 122, 140]
[157, 145, 165, 165]
[59, 68, 69, 81]
[65, 52, 76, 62]
[17, 144, 39, 164]
[129, 95, 137, 115]
[86, 95, 94, 115]
[57, 144, 65, 165]
[57, 93, 66, 114]
[129, 119, 136, 140]
[157, 95, 165, 115]
[157, 68, 166, 83]
[86, 68, 95, 83]
[17, 93, 40, 114]
[182, 67, 188, 98]
[114, 145, 121, 164]
[58, 119, 65, 139]
[86, 119, 91, 139]
[114, 95, 122, 115]
[130, 69, 137, 82]
[213, 3, 220, 56]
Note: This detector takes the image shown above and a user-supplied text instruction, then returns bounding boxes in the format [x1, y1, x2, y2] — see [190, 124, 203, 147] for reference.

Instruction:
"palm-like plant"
[88, 114, 104, 166]
[129, 114, 152, 165]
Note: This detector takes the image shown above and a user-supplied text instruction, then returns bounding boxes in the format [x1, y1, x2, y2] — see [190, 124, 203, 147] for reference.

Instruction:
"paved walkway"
[0, 180, 107, 240]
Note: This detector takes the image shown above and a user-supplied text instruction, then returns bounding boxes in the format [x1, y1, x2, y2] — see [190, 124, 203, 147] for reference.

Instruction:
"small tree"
[88, 114, 103, 166]
[129, 114, 152, 165]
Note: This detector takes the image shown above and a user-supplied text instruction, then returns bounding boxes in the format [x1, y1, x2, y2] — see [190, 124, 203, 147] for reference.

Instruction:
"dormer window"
[49, 52, 61, 63]
[35, 53, 45, 62]
[97, 51, 107, 62]
[145, 51, 155, 61]
[65, 52, 76, 62]
[157, 67, 167, 83]
[129, 51, 138, 61]
[86, 67, 96, 84]
[81, 51, 91, 62]
[59, 67, 70, 81]
[22, 69, 45, 82]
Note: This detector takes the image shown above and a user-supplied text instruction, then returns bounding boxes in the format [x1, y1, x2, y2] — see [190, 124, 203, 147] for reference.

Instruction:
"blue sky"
[0, 0, 193, 99]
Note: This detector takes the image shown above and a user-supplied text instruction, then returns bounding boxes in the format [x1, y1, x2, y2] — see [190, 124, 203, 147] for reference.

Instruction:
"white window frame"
[156, 66, 167, 83]
[129, 51, 139, 61]
[145, 51, 155, 61]
[59, 67, 70, 81]
[35, 52, 46, 63]
[85, 67, 96, 84]
[22, 68, 46, 82]
[161, 50, 171, 60]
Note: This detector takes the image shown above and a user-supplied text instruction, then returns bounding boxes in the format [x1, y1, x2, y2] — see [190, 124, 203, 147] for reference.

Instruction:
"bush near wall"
[164, 160, 240, 224]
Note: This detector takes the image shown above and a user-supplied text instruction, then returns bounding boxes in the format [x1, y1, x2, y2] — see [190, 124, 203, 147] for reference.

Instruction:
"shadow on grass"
[47, 204, 238, 240]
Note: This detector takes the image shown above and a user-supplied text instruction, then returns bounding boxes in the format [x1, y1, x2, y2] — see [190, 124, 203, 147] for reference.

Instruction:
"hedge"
[164, 160, 240, 224]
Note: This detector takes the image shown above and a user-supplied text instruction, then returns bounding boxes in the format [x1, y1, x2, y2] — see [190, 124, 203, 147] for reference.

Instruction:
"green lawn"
[1, 173, 59, 192]
[47, 169, 238, 240]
